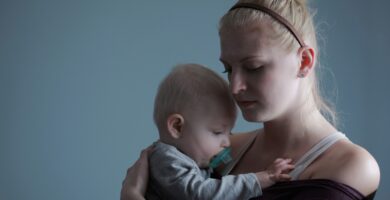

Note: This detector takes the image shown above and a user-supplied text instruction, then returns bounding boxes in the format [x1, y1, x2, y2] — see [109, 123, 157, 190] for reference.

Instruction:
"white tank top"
[222, 131, 347, 180]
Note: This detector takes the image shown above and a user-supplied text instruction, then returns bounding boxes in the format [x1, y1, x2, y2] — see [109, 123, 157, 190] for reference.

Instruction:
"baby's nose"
[222, 137, 231, 148]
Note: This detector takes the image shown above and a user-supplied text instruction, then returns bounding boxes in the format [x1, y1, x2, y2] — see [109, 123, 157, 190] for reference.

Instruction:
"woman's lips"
[237, 101, 256, 108]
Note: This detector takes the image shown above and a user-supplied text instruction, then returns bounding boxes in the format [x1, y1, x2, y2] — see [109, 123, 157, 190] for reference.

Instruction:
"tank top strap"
[220, 133, 257, 176]
[289, 132, 348, 180]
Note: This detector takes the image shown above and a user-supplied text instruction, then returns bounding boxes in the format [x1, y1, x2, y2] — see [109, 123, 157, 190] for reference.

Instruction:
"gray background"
[1, 0, 389, 199]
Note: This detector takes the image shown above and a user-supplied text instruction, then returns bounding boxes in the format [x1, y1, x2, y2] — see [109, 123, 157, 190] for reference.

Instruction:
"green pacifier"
[209, 147, 232, 168]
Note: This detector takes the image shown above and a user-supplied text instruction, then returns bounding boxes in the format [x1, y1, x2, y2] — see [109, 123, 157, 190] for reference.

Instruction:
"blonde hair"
[219, 0, 337, 126]
[153, 64, 237, 132]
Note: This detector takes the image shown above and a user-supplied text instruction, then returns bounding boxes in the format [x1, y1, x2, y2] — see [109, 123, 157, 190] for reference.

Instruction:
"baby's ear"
[167, 114, 184, 139]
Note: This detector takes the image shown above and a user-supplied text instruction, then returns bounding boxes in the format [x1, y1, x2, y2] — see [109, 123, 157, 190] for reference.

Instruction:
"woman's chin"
[242, 112, 266, 122]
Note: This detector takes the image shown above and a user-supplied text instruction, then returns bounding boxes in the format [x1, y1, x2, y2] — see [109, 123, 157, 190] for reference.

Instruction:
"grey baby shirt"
[145, 142, 262, 200]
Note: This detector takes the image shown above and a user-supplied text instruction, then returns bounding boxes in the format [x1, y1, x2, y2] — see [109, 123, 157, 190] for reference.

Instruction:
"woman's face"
[219, 22, 303, 122]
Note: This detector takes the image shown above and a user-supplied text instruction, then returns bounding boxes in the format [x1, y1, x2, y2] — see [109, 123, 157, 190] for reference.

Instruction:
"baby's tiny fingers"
[274, 158, 284, 164]
[280, 164, 295, 171]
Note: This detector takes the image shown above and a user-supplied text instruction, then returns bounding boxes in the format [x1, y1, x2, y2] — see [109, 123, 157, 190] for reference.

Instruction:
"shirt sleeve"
[148, 144, 262, 200]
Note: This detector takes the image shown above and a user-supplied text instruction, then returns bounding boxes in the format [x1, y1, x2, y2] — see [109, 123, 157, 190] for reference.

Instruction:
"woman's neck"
[261, 109, 337, 155]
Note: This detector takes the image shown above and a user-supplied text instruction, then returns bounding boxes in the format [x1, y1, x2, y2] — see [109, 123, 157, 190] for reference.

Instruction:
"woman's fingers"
[120, 145, 155, 200]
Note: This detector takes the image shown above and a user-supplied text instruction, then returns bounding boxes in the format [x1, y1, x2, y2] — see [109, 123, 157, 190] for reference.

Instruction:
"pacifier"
[209, 147, 232, 168]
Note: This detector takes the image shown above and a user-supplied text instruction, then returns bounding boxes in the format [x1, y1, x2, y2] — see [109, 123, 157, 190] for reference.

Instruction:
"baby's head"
[153, 64, 237, 168]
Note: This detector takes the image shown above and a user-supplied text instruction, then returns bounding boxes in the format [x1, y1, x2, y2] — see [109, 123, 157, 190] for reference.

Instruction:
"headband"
[229, 3, 306, 47]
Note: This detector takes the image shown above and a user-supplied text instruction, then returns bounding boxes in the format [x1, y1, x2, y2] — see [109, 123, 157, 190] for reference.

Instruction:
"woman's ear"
[167, 114, 184, 139]
[297, 46, 315, 78]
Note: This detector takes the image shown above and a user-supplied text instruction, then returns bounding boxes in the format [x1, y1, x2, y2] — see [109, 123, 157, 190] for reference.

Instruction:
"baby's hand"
[255, 158, 294, 189]
[267, 158, 294, 182]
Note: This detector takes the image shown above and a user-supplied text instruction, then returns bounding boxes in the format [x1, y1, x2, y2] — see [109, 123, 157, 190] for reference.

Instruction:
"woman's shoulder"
[313, 139, 380, 196]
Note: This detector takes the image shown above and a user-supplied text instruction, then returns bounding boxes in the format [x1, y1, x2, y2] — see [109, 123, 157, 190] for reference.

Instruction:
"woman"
[121, 0, 380, 199]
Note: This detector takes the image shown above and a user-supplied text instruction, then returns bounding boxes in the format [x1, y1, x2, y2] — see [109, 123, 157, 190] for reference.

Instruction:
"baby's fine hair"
[153, 64, 237, 132]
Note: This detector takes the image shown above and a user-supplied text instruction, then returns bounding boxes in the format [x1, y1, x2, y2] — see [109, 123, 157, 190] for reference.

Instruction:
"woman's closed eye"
[220, 60, 232, 75]
[222, 68, 232, 74]
[244, 65, 264, 72]
[221, 63, 232, 74]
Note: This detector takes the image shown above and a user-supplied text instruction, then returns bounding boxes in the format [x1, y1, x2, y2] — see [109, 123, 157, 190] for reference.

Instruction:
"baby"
[146, 64, 294, 200]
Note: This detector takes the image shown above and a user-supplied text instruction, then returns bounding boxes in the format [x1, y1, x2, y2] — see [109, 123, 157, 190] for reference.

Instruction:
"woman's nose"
[229, 71, 246, 95]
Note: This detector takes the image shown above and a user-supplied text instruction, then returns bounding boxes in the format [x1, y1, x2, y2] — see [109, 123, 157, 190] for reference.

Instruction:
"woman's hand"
[120, 146, 153, 200]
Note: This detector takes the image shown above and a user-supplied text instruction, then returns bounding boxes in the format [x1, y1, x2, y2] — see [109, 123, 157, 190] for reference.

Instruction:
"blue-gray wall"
[1, 1, 389, 199]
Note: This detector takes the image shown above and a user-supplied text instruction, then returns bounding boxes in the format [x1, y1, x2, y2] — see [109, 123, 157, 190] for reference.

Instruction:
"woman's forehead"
[219, 26, 278, 63]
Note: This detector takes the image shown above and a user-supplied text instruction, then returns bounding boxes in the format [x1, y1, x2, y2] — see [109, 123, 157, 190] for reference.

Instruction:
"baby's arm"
[154, 163, 259, 200]
[150, 146, 263, 200]
[254, 158, 295, 189]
